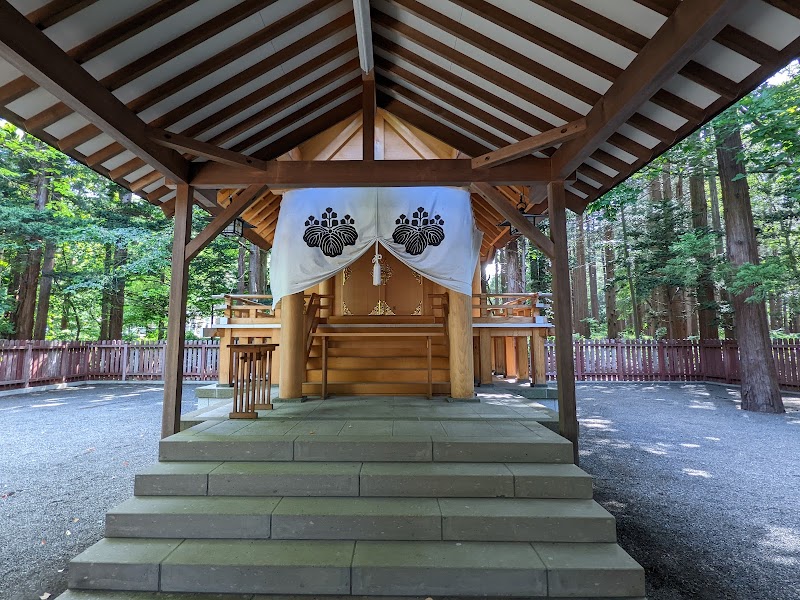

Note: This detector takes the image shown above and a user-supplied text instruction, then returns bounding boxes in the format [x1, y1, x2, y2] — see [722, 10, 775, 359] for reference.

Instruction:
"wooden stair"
[303, 317, 451, 397]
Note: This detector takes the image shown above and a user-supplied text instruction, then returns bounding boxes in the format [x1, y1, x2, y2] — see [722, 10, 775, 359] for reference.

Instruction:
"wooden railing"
[229, 343, 276, 418]
[5, 338, 800, 392]
[212, 294, 275, 319]
[473, 293, 541, 319]
[0, 340, 219, 391]
[304, 293, 332, 359]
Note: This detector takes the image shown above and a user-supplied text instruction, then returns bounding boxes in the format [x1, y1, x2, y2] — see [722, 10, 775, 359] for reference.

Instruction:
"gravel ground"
[2, 382, 798, 600]
[0, 384, 198, 600]
[578, 382, 800, 600]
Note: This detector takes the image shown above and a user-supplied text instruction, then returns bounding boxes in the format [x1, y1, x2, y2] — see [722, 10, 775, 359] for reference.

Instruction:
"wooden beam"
[185, 185, 268, 262]
[190, 157, 553, 188]
[471, 183, 554, 259]
[0, 2, 190, 183]
[548, 180, 578, 463]
[150, 128, 269, 171]
[353, 0, 374, 72]
[362, 70, 376, 160]
[551, 0, 747, 179]
[308, 114, 363, 160]
[472, 120, 586, 169]
[381, 109, 441, 159]
[161, 184, 193, 438]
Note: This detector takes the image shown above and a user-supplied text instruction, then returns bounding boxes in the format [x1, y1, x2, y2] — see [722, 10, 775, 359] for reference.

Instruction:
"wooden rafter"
[551, 0, 748, 179]
[471, 183, 554, 259]
[0, 1, 189, 183]
[185, 185, 269, 262]
[472, 120, 587, 169]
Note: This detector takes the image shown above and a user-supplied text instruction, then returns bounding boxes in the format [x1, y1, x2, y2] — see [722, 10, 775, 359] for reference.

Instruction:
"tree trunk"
[249, 243, 261, 294]
[99, 243, 113, 340]
[237, 244, 247, 294]
[690, 173, 719, 339]
[14, 171, 49, 340]
[604, 223, 620, 339]
[33, 240, 56, 339]
[506, 239, 524, 293]
[708, 175, 724, 256]
[715, 121, 784, 413]
[619, 204, 641, 338]
[573, 214, 590, 337]
[108, 243, 127, 340]
[588, 218, 600, 323]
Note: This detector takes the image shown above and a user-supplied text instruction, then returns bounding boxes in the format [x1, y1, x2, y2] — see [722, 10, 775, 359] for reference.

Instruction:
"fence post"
[22, 341, 33, 388]
[199, 341, 207, 380]
[121, 342, 129, 381]
[656, 340, 666, 381]
[574, 340, 583, 381]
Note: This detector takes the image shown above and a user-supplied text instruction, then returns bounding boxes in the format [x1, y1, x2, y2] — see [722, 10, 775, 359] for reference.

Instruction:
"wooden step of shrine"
[302, 381, 451, 396]
[306, 355, 450, 369]
[305, 368, 450, 383]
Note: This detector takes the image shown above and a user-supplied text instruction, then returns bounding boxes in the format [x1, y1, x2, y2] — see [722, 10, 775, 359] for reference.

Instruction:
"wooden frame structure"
[1, 0, 798, 457]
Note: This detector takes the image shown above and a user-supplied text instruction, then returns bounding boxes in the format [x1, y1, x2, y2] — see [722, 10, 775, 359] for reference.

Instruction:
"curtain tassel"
[372, 241, 382, 286]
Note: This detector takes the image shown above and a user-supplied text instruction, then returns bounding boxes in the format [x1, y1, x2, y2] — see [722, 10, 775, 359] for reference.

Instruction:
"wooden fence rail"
[4, 338, 800, 392]
[544, 339, 800, 390]
[0, 340, 219, 391]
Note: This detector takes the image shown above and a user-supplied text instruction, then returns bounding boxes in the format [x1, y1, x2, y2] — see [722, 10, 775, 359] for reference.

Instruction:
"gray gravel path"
[0, 384, 198, 600]
[2, 382, 798, 600]
[578, 382, 800, 600]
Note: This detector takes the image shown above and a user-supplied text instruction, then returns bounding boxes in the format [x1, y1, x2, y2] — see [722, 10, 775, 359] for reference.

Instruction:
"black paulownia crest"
[392, 207, 445, 256]
[303, 207, 358, 257]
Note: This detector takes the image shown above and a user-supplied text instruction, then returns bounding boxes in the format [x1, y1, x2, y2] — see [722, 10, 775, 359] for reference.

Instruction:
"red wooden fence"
[0, 340, 219, 391]
[3, 338, 800, 392]
[544, 338, 800, 390]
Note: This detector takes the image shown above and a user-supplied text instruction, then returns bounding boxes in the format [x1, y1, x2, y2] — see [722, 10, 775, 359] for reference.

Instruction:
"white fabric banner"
[270, 187, 482, 307]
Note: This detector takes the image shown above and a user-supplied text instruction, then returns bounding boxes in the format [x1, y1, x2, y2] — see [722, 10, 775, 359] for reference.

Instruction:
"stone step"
[105, 497, 277, 539]
[57, 592, 646, 600]
[158, 433, 574, 464]
[105, 495, 614, 543]
[136, 461, 592, 499]
[272, 497, 615, 542]
[68, 538, 645, 597]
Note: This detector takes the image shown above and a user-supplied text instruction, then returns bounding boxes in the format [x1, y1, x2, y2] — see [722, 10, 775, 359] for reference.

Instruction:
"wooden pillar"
[532, 332, 547, 386]
[504, 337, 517, 378]
[218, 329, 232, 385]
[549, 181, 579, 462]
[279, 292, 305, 399]
[478, 328, 493, 385]
[493, 337, 505, 375]
[161, 184, 192, 438]
[516, 336, 530, 382]
[448, 290, 474, 398]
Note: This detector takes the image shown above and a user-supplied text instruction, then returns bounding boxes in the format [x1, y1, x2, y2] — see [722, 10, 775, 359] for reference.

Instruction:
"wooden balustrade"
[229, 343, 277, 418]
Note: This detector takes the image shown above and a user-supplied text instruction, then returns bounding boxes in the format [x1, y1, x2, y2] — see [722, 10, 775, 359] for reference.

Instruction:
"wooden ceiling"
[0, 0, 799, 258]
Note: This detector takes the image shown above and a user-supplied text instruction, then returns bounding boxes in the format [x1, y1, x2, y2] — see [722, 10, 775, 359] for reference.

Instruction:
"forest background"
[1, 62, 799, 343]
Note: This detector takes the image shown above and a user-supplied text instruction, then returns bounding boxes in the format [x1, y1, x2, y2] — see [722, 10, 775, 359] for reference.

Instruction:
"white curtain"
[270, 187, 482, 307]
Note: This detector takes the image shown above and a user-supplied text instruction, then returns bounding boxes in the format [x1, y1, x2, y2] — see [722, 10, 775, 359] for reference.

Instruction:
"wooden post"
[504, 337, 517, 378]
[319, 276, 335, 316]
[22, 341, 32, 388]
[516, 336, 530, 382]
[532, 333, 547, 386]
[478, 328, 493, 385]
[448, 290, 474, 399]
[549, 181, 579, 462]
[218, 329, 232, 385]
[279, 292, 305, 399]
[121, 342, 129, 382]
[161, 184, 192, 439]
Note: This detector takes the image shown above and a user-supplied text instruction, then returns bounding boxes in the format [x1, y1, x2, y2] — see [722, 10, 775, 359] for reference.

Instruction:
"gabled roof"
[0, 0, 799, 255]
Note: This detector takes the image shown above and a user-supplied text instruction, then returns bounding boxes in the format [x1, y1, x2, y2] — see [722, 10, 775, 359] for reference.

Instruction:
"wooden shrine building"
[1, 1, 800, 598]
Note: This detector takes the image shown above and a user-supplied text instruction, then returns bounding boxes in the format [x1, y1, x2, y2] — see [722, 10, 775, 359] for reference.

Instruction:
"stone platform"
[58, 396, 645, 600]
